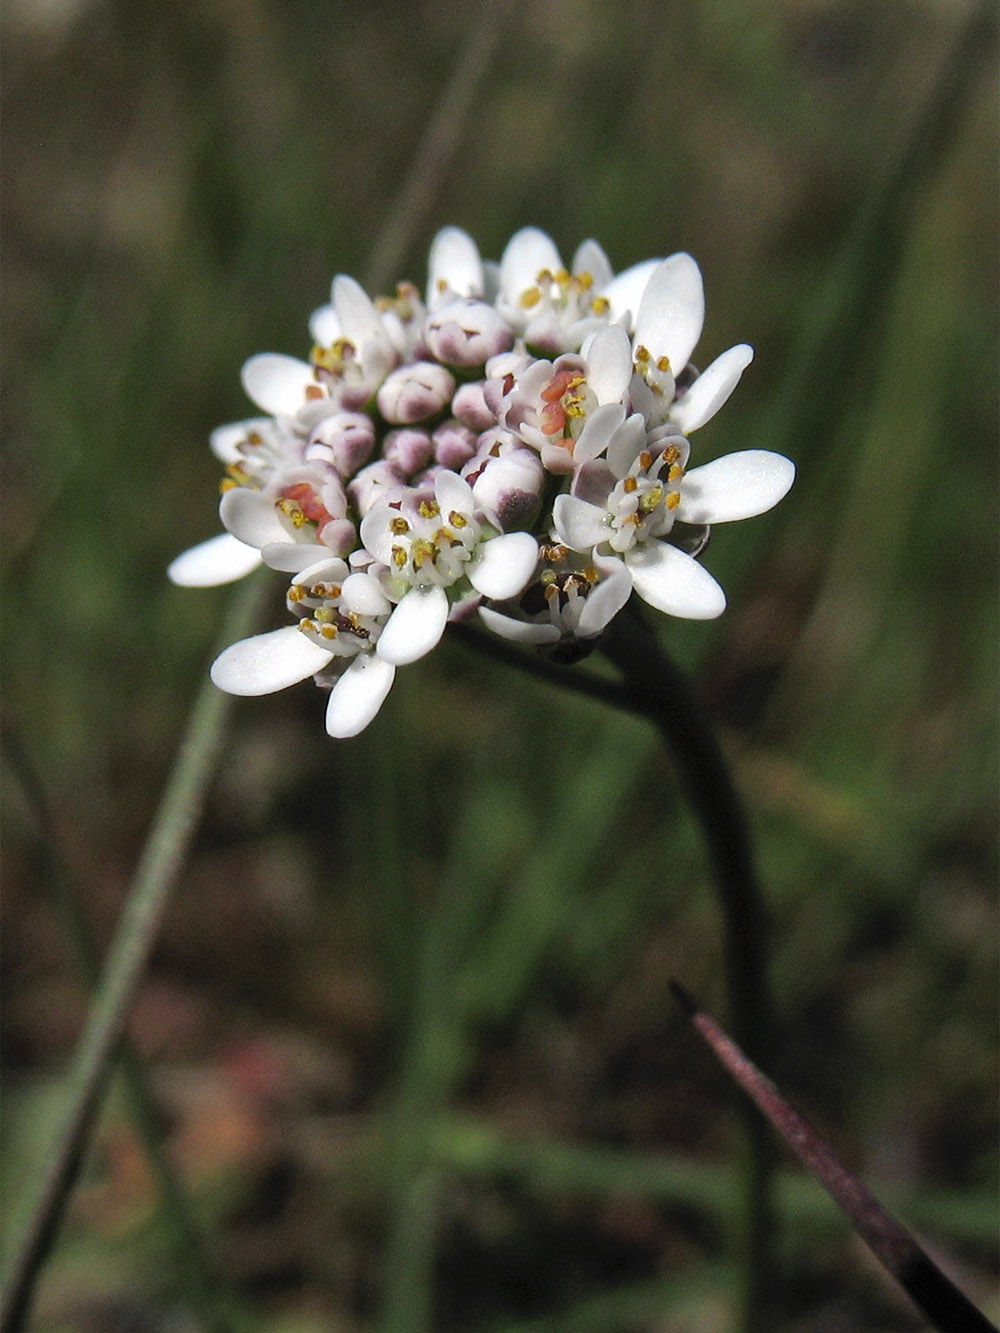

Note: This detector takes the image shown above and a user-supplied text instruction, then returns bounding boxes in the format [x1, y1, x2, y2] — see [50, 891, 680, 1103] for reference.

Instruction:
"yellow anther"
[520, 285, 542, 309]
[304, 384, 325, 401]
[640, 486, 663, 513]
[390, 516, 410, 534]
[246, 431, 263, 446]
[418, 500, 440, 519]
[288, 586, 306, 603]
[666, 491, 681, 510]
[436, 277, 448, 293]
[662, 444, 681, 465]
[657, 355, 672, 373]
[220, 478, 237, 493]
[555, 267, 571, 286]
[411, 538, 435, 568]
[668, 464, 684, 482]
[315, 607, 334, 623]
[434, 527, 455, 545]
[622, 476, 638, 494]
[592, 296, 608, 315]
[584, 565, 598, 584]
[639, 450, 653, 470]
[392, 545, 407, 569]
[540, 569, 557, 586]
[577, 271, 594, 291]
[299, 618, 316, 633]
[320, 624, 338, 640]
[449, 511, 468, 528]
[635, 345, 651, 364]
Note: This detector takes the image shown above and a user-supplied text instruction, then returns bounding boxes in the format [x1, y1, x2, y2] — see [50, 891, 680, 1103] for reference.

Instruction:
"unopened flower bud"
[452, 380, 499, 431]
[432, 419, 478, 469]
[377, 361, 455, 424]
[424, 298, 515, 367]
[469, 446, 545, 530]
[305, 411, 376, 479]
[347, 459, 408, 516]
[383, 428, 434, 476]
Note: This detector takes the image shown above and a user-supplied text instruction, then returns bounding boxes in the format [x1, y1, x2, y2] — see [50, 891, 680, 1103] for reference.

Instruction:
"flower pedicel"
[170, 227, 795, 737]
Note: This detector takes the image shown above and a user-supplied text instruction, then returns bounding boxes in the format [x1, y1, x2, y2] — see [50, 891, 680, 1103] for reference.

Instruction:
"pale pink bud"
[452, 381, 498, 431]
[305, 411, 376, 479]
[376, 361, 455, 424]
[347, 459, 408, 516]
[469, 447, 544, 531]
[383, 428, 434, 476]
[424, 299, 515, 366]
[432, 420, 478, 469]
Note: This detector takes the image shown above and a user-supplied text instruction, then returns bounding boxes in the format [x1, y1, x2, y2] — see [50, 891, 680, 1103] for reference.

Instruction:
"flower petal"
[576, 557, 633, 636]
[332, 274, 385, 348]
[605, 412, 647, 480]
[571, 238, 614, 290]
[376, 585, 449, 665]
[211, 626, 333, 695]
[574, 402, 626, 463]
[168, 533, 262, 586]
[468, 532, 538, 599]
[633, 253, 705, 372]
[341, 571, 391, 616]
[241, 354, 317, 415]
[479, 606, 560, 644]
[500, 228, 562, 300]
[209, 418, 272, 464]
[677, 450, 795, 525]
[309, 302, 341, 347]
[434, 467, 475, 518]
[552, 494, 610, 551]
[261, 542, 325, 572]
[584, 325, 633, 406]
[427, 226, 483, 304]
[220, 487, 287, 549]
[670, 344, 754, 433]
[325, 653, 395, 738]
[600, 258, 662, 327]
[625, 542, 726, 619]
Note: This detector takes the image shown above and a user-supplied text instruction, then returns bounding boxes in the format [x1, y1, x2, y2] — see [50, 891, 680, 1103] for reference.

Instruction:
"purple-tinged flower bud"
[424, 298, 515, 367]
[432, 419, 478, 469]
[305, 411, 376, 479]
[318, 516, 357, 558]
[382, 428, 434, 477]
[347, 459, 408, 516]
[452, 380, 498, 432]
[468, 446, 545, 531]
[376, 361, 455, 424]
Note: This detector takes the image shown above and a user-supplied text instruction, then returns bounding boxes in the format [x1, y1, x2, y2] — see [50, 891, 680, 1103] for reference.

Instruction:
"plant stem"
[0, 572, 269, 1333]
[598, 601, 776, 1328]
[671, 983, 998, 1333]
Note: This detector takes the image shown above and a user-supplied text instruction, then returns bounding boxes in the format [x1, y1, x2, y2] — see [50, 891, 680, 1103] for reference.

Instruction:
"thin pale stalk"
[361, 0, 522, 293]
[0, 571, 269, 1333]
[1, 726, 244, 1331]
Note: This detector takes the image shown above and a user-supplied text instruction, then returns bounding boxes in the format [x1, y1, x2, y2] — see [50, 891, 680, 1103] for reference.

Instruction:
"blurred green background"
[2, 0, 997, 1329]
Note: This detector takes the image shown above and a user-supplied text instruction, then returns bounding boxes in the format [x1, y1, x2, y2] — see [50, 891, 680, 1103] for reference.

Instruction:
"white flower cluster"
[170, 227, 794, 737]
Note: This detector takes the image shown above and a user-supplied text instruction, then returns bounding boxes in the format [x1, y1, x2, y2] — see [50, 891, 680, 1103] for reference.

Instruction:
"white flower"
[210, 559, 396, 737]
[360, 470, 538, 665]
[480, 544, 632, 658]
[553, 436, 794, 619]
[168, 417, 311, 587]
[495, 228, 616, 354]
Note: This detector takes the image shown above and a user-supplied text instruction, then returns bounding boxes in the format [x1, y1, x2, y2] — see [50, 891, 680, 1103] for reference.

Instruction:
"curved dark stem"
[599, 602, 776, 1326]
[453, 605, 777, 1326]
